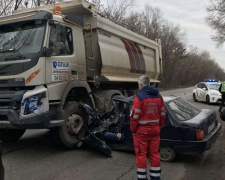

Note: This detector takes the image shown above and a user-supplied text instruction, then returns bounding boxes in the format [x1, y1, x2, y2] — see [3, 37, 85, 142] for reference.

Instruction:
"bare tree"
[0, 0, 65, 16]
[91, 0, 136, 25]
[206, 0, 225, 47]
[0, 0, 14, 16]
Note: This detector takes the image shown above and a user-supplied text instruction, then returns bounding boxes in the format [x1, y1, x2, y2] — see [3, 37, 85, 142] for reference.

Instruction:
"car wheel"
[193, 93, 197, 102]
[51, 102, 87, 148]
[206, 95, 211, 104]
[0, 129, 26, 142]
[160, 146, 176, 162]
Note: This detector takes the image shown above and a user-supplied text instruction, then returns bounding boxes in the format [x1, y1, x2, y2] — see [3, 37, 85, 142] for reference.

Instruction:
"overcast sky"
[101, 0, 225, 70]
[136, 0, 225, 70]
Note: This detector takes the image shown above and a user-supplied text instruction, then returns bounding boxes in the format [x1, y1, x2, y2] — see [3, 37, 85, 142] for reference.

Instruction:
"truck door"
[45, 22, 76, 85]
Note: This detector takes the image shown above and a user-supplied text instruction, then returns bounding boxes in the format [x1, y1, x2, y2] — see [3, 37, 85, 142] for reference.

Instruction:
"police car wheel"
[0, 129, 26, 142]
[193, 93, 197, 102]
[206, 95, 211, 104]
[51, 102, 87, 148]
[160, 146, 176, 162]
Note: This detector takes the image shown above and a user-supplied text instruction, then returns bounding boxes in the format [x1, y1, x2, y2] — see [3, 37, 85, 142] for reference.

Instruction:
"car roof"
[113, 95, 178, 103]
[198, 82, 220, 84]
[162, 96, 178, 102]
[205, 82, 221, 84]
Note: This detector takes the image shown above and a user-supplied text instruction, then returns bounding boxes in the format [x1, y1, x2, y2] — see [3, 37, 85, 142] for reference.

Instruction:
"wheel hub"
[160, 147, 172, 160]
[66, 114, 84, 135]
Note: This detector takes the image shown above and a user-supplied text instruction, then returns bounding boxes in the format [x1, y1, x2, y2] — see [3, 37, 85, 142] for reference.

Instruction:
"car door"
[196, 83, 206, 100]
[201, 83, 208, 101]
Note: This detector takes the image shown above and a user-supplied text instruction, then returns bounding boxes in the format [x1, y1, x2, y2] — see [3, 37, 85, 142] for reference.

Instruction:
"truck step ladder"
[84, 24, 95, 82]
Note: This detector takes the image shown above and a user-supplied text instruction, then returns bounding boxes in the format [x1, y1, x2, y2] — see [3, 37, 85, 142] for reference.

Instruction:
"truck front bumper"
[0, 109, 64, 129]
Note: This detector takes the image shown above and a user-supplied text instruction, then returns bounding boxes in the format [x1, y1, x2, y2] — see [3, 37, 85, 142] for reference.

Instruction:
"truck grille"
[0, 115, 8, 121]
[0, 80, 7, 84]
[0, 98, 11, 108]
[0, 90, 25, 110]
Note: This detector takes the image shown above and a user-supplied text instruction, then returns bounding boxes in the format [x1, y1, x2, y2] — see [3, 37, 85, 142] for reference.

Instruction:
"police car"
[193, 79, 221, 104]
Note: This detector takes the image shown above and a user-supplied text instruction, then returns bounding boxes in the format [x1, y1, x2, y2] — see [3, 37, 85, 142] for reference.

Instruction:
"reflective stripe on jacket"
[130, 86, 166, 133]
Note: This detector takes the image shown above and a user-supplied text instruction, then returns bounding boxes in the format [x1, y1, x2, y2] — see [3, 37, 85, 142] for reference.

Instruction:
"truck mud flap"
[79, 126, 112, 157]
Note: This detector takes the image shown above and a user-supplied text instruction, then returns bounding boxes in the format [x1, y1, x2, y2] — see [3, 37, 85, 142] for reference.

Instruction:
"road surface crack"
[2, 143, 37, 155]
[116, 165, 134, 180]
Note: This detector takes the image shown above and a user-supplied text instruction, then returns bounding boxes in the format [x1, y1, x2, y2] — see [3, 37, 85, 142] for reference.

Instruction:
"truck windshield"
[0, 20, 46, 56]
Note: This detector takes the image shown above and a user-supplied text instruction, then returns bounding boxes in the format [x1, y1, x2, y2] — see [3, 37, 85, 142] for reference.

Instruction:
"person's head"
[138, 75, 150, 90]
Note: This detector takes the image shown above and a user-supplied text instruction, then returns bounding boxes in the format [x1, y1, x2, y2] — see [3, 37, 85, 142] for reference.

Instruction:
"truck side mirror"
[56, 24, 67, 43]
[42, 47, 52, 57]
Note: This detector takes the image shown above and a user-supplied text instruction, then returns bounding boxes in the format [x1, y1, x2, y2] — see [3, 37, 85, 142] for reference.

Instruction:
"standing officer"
[219, 81, 225, 112]
[130, 75, 165, 180]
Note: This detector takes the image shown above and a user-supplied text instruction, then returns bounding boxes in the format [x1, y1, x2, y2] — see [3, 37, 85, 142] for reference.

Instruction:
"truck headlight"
[23, 92, 46, 115]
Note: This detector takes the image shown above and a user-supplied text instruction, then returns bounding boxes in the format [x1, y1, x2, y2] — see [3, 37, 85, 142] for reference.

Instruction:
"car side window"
[49, 24, 73, 56]
[197, 83, 202, 88]
[202, 84, 207, 90]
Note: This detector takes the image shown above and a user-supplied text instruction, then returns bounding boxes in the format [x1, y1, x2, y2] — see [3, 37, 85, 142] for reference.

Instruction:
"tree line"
[1, 0, 225, 88]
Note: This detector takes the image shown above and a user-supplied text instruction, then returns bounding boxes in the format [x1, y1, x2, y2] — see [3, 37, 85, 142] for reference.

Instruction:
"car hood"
[209, 89, 221, 95]
[179, 109, 216, 135]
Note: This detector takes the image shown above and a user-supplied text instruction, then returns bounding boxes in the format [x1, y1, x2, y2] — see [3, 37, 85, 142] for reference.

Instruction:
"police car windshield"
[0, 20, 46, 56]
[207, 83, 220, 90]
[168, 98, 201, 121]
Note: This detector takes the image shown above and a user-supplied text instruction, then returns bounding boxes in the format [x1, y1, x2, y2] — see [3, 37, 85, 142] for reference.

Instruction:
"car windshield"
[207, 83, 220, 90]
[0, 20, 46, 56]
[168, 98, 201, 121]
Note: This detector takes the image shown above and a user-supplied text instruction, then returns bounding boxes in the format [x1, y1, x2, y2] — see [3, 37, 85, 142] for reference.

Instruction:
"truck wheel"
[160, 146, 176, 162]
[0, 129, 26, 142]
[51, 102, 87, 148]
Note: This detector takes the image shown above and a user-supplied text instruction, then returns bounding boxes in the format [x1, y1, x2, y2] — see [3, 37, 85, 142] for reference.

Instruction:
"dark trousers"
[220, 98, 225, 112]
[103, 132, 124, 142]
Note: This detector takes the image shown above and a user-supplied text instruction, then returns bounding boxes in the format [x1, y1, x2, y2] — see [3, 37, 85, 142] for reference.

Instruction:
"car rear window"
[168, 98, 202, 121]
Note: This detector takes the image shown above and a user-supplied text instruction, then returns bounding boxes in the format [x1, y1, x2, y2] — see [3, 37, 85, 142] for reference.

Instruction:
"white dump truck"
[0, 0, 162, 147]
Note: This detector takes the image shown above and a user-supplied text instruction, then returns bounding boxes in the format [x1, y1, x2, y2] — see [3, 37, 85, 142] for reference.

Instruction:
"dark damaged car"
[81, 95, 221, 162]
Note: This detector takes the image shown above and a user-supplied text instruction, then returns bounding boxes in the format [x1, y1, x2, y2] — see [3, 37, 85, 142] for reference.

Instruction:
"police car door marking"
[52, 60, 70, 81]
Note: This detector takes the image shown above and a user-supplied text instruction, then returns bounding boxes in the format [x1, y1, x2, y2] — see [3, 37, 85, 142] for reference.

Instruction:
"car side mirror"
[202, 88, 207, 91]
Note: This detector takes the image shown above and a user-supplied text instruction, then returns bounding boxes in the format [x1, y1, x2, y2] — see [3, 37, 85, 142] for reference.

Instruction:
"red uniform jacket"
[130, 86, 166, 134]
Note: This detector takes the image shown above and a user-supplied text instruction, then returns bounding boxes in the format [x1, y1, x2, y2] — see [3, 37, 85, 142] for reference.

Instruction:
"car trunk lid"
[180, 109, 217, 136]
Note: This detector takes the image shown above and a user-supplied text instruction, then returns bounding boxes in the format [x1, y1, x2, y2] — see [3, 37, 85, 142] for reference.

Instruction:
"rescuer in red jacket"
[130, 75, 166, 180]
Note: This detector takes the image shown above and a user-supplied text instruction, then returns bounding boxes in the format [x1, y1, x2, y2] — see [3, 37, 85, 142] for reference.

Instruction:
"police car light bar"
[204, 79, 219, 82]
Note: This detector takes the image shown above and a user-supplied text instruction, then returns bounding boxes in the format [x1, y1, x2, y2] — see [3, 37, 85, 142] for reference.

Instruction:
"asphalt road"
[2, 87, 225, 180]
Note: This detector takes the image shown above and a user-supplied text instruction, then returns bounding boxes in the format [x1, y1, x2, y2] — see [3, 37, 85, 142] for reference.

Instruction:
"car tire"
[193, 93, 198, 102]
[206, 95, 211, 104]
[51, 102, 87, 148]
[0, 129, 26, 142]
[160, 146, 176, 162]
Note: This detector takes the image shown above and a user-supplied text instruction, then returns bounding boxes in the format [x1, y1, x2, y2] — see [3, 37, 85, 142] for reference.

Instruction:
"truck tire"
[0, 129, 26, 142]
[51, 102, 87, 148]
